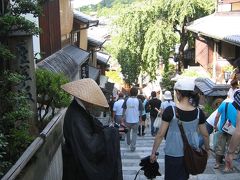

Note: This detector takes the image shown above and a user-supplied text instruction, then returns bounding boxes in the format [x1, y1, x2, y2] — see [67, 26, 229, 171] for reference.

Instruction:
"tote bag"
[153, 113, 161, 128]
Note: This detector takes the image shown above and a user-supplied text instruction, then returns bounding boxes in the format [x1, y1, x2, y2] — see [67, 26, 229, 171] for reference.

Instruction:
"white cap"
[163, 91, 172, 100]
[174, 79, 195, 91]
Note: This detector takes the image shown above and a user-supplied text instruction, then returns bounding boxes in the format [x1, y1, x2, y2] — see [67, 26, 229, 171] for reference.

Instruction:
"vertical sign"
[81, 62, 89, 79]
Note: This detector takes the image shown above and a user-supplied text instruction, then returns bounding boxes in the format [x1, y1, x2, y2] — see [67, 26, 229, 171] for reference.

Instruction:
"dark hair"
[130, 87, 138, 96]
[137, 94, 145, 102]
[177, 90, 199, 107]
[231, 79, 238, 87]
[118, 92, 124, 98]
[151, 91, 156, 98]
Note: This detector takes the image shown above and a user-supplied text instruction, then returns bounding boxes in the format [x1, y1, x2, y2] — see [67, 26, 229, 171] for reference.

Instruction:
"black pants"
[165, 155, 189, 180]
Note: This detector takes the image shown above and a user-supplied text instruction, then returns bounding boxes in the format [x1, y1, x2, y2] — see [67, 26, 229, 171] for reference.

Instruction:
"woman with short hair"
[150, 79, 210, 180]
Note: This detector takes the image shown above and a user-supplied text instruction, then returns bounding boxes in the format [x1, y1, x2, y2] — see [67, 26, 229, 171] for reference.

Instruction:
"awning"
[195, 78, 230, 96]
[186, 12, 240, 46]
[97, 52, 110, 65]
[37, 45, 89, 80]
[88, 36, 106, 48]
[89, 66, 100, 81]
[74, 10, 99, 27]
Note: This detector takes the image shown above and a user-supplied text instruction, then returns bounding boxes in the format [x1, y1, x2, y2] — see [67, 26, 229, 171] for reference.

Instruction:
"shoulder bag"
[178, 121, 208, 175]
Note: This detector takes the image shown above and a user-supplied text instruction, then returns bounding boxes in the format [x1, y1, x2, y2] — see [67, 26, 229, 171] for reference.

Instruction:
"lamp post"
[224, 71, 231, 84]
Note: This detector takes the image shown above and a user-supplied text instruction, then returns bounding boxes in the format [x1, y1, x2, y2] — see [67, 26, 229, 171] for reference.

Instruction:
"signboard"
[80, 62, 89, 79]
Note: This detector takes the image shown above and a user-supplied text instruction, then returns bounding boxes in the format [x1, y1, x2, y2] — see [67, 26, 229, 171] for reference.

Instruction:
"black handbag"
[178, 121, 208, 175]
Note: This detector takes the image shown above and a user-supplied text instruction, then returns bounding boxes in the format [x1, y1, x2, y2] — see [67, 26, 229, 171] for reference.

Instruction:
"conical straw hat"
[61, 78, 109, 108]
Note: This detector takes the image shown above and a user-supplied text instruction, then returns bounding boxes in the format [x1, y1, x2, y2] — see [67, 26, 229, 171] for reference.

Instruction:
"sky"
[72, 0, 102, 8]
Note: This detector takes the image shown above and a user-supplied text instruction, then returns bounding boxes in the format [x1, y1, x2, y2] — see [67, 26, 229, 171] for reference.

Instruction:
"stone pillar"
[8, 34, 38, 134]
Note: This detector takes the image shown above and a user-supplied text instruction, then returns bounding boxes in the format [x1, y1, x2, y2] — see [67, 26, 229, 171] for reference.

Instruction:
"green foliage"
[80, 0, 138, 16]
[142, 20, 177, 79]
[161, 64, 176, 91]
[106, 70, 123, 84]
[0, 72, 34, 178]
[0, 15, 39, 36]
[203, 103, 214, 117]
[0, 44, 15, 61]
[160, 0, 215, 72]
[36, 69, 71, 124]
[182, 69, 210, 78]
[222, 65, 234, 72]
[113, 5, 158, 84]
[0, 133, 10, 177]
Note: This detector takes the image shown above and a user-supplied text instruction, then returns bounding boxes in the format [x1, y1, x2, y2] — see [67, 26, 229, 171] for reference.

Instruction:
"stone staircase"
[120, 126, 240, 180]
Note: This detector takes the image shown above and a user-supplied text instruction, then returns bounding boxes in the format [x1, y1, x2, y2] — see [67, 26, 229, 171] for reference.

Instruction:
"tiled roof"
[195, 78, 230, 96]
[74, 10, 99, 27]
[186, 12, 240, 46]
[37, 45, 89, 80]
[88, 36, 106, 48]
[97, 52, 110, 65]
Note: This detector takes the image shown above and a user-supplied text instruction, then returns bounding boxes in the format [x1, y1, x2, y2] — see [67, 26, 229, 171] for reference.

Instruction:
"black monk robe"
[62, 100, 123, 180]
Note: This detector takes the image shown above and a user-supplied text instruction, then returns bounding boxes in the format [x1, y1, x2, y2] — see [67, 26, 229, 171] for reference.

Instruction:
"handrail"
[2, 109, 66, 180]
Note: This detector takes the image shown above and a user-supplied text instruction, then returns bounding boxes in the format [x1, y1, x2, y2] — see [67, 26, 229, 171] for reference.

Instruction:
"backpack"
[145, 101, 150, 113]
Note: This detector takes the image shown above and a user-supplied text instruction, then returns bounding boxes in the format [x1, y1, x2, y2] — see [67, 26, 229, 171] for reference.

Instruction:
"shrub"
[36, 69, 71, 126]
[0, 72, 34, 178]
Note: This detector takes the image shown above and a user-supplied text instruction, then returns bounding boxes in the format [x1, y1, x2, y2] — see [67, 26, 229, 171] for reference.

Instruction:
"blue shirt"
[217, 102, 237, 132]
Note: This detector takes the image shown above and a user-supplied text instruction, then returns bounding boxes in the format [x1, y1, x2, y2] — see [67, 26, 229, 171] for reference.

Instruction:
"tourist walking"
[214, 98, 238, 172]
[156, 90, 175, 116]
[112, 92, 125, 124]
[121, 87, 143, 152]
[227, 79, 239, 100]
[112, 92, 125, 140]
[137, 94, 147, 136]
[150, 79, 210, 180]
[145, 91, 161, 136]
[225, 89, 240, 172]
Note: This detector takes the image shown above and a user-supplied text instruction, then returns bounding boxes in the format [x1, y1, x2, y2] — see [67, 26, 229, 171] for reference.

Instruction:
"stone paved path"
[120, 126, 240, 180]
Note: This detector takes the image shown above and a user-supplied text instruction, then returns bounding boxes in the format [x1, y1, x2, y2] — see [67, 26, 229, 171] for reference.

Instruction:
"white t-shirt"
[113, 99, 124, 115]
[160, 100, 176, 111]
[227, 88, 239, 100]
[123, 97, 140, 123]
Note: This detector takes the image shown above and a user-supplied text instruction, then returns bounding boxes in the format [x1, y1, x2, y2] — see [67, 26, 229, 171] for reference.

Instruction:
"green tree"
[160, 0, 215, 72]
[113, 5, 157, 84]
[109, 0, 214, 84]
[142, 20, 177, 79]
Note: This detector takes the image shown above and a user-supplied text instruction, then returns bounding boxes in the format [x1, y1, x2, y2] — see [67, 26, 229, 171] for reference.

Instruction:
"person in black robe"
[61, 78, 123, 180]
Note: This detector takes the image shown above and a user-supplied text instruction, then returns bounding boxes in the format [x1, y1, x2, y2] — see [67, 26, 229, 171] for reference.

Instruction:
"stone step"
[120, 126, 240, 180]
